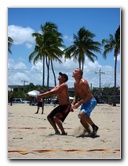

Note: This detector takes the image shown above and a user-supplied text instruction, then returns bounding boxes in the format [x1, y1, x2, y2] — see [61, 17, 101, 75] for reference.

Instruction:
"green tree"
[42, 22, 65, 87]
[29, 22, 64, 88]
[64, 27, 101, 71]
[8, 37, 13, 54]
[102, 25, 120, 106]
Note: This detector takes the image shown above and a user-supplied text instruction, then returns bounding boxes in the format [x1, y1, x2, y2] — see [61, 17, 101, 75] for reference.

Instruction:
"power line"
[8, 68, 42, 73]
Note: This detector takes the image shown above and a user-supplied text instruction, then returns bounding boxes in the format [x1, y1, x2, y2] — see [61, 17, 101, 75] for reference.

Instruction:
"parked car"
[12, 98, 30, 104]
[50, 98, 58, 104]
[30, 101, 38, 106]
[97, 100, 107, 104]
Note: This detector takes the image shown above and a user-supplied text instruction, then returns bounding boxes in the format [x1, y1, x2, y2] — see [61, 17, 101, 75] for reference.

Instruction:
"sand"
[8, 103, 121, 159]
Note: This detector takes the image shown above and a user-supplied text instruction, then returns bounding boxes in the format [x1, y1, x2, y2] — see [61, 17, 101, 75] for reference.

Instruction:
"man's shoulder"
[81, 78, 88, 84]
[62, 82, 68, 87]
[59, 83, 68, 89]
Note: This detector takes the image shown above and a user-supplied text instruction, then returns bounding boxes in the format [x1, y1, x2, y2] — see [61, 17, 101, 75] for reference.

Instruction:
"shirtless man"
[72, 68, 99, 136]
[37, 72, 71, 135]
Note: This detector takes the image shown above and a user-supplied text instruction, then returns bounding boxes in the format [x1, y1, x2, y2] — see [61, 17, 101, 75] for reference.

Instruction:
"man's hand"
[70, 105, 74, 112]
[36, 94, 43, 101]
[72, 103, 80, 109]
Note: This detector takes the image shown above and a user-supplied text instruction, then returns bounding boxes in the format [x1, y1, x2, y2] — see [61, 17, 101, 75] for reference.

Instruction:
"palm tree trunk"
[82, 61, 84, 71]
[46, 57, 50, 89]
[42, 55, 45, 87]
[78, 60, 81, 69]
[51, 60, 57, 86]
[113, 55, 117, 106]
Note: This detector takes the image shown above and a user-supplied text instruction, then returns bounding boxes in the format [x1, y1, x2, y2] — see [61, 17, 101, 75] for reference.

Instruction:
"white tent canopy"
[69, 96, 74, 100]
[27, 90, 40, 97]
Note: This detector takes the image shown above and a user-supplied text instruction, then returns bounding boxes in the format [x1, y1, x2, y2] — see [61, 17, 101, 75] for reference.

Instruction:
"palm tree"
[102, 25, 120, 106]
[29, 32, 46, 87]
[64, 27, 101, 71]
[29, 22, 65, 88]
[8, 37, 13, 54]
[42, 22, 65, 88]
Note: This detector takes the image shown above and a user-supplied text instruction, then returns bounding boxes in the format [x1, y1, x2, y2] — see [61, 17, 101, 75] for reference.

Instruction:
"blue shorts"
[79, 97, 97, 117]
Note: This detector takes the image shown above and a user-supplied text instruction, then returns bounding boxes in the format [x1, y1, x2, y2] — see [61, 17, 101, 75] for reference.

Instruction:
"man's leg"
[47, 116, 60, 134]
[79, 112, 98, 135]
[53, 117, 67, 135]
[80, 119, 91, 134]
[35, 106, 39, 114]
[41, 106, 44, 114]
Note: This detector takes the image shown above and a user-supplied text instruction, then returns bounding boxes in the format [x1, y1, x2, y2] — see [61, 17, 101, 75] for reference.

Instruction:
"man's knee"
[53, 116, 60, 123]
[53, 116, 56, 121]
[79, 112, 88, 119]
[47, 115, 52, 121]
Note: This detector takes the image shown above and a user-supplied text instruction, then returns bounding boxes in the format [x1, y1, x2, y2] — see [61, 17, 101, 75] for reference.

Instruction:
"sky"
[8, 8, 120, 88]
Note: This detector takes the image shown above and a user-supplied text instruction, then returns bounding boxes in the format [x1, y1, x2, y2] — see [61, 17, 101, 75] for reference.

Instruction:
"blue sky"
[8, 8, 120, 88]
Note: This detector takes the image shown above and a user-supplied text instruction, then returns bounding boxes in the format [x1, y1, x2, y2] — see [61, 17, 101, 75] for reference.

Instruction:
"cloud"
[25, 43, 33, 49]
[117, 53, 120, 61]
[63, 35, 73, 46]
[8, 57, 120, 88]
[113, 53, 120, 61]
[63, 35, 73, 41]
[8, 25, 120, 87]
[8, 25, 35, 45]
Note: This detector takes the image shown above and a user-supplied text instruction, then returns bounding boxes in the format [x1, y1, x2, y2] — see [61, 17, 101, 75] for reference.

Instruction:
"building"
[8, 85, 24, 92]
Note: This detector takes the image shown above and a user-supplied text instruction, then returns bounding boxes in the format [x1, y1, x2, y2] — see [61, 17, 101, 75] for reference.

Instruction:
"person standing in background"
[35, 87, 44, 114]
[9, 90, 13, 106]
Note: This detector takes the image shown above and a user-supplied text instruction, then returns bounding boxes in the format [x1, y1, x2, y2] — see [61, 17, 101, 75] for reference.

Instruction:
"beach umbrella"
[27, 90, 40, 97]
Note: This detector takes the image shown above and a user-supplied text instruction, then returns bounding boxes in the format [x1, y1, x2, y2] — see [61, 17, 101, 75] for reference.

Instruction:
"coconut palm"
[64, 27, 101, 71]
[42, 22, 65, 87]
[8, 37, 13, 54]
[102, 25, 120, 106]
[29, 32, 46, 87]
[29, 22, 65, 88]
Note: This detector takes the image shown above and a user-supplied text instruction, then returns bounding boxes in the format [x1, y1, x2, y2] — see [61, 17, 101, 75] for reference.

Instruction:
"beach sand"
[8, 103, 121, 159]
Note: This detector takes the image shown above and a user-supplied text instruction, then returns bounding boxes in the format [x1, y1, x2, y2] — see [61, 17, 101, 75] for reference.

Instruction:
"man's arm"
[72, 90, 78, 105]
[72, 81, 88, 109]
[71, 83, 78, 106]
[37, 83, 66, 100]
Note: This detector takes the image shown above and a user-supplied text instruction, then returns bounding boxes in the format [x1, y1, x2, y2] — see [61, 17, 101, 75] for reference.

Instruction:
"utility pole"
[90, 83, 92, 90]
[21, 80, 28, 86]
[21, 80, 28, 92]
[95, 69, 105, 89]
